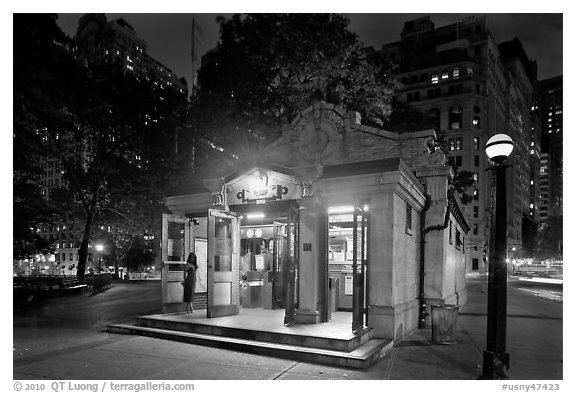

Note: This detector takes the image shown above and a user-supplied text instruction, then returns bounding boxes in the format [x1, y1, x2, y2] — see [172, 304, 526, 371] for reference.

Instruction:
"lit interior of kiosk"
[328, 206, 358, 312]
[238, 213, 287, 310]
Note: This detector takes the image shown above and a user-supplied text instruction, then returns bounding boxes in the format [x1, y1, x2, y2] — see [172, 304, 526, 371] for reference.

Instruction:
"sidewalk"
[13, 277, 562, 380]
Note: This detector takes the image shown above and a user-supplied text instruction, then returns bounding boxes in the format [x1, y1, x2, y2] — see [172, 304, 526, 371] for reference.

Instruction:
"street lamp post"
[482, 134, 514, 379]
[96, 244, 104, 274]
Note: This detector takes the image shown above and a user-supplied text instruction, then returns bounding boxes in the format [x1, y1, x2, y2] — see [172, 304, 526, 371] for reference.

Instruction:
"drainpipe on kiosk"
[418, 189, 454, 328]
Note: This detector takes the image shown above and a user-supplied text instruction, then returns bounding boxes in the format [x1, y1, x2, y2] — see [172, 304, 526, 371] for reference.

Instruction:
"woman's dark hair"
[187, 252, 198, 267]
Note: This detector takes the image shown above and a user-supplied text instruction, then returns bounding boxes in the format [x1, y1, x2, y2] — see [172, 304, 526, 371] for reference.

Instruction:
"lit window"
[441, 70, 449, 80]
[474, 137, 480, 151]
[431, 73, 439, 84]
[452, 67, 460, 79]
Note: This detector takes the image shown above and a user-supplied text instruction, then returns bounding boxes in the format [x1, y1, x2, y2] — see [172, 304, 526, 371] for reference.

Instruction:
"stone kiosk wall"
[164, 102, 469, 342]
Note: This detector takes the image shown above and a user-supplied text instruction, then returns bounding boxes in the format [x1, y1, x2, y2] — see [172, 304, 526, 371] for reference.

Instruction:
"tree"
[13, 14, 76, 260]
[193, 13, 394, 167]
[14, 14, 189, 282]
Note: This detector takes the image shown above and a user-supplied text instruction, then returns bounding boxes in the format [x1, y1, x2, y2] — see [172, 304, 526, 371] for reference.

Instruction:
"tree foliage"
[193, 13, 395, 163]
[13, 14, 189, 281]
[13, 14, 75, 259]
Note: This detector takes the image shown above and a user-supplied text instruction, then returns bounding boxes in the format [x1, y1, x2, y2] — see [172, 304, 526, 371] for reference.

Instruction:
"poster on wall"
[344, 275, 353, 296]
[195, 238, 208, 292]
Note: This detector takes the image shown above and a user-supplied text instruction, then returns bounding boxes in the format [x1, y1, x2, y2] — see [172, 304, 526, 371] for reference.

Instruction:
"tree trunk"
[76, 210, 95, 284]
[76, 183, 100, 284]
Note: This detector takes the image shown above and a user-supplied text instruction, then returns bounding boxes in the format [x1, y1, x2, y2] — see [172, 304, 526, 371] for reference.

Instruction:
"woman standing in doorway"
[183, 252, 198, 313]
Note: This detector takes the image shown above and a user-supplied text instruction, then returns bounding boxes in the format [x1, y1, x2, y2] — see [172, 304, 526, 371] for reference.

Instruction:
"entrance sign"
[227, 168, 298, 206]
[207, 209, 240, 318]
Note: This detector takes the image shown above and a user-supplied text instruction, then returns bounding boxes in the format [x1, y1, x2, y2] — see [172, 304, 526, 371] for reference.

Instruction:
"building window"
[473, 172, 479, 182]
[449, 105, 462, 129]
[474, 206, 479, 218]
[472, 258, 479, 270]
[431, 73, 439, 84]
[406, 203, 413, 234]
[456, 229, 462, 249]
[452, 67, 460, 79]
[473, 116, 481, 128]
[455, 156, 462, 167]
[449, 221, 453, 244]
[449, 138, 463, 151]
[473, 189, 479, 200]
[429, 108, 441, 131]
[473, 223, 479, 235]
[474, 155, 480, 166]
[414, 91, 420, 101]
[421, 73, 428, 82]
[441, 70, 449, 80]
[407, 93, 413, 102]
[474, 137, 480, 151]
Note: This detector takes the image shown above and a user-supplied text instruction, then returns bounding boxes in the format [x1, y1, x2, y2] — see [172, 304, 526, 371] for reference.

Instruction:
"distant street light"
[96, 244, 104, 274]
[482, 134, 513, 379]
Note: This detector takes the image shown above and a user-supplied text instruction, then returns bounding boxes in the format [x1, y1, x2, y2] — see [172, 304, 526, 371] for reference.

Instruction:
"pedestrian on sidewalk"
[183, 252, 198, 313]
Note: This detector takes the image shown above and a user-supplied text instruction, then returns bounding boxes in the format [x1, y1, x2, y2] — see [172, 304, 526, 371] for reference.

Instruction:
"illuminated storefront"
[162, 102, 469, 340]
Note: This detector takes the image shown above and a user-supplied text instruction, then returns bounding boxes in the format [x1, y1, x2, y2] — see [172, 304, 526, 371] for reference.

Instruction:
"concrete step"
[106, 323, 392, 369]
[136, 315, 373, 352]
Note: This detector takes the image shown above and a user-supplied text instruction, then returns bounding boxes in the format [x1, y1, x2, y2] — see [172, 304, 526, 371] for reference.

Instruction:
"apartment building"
[537, 76, 563, 226]
[380, 16, 539, 272]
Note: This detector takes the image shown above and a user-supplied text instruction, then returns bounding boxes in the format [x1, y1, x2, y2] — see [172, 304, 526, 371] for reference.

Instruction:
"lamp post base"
[481, 350, 510, 379]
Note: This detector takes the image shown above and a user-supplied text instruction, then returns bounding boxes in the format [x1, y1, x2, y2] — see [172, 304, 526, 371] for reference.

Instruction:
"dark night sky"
[56, 12, 563, 91]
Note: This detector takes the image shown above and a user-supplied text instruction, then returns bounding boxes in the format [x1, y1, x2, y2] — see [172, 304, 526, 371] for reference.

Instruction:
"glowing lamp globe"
[485, 134, 514, 164]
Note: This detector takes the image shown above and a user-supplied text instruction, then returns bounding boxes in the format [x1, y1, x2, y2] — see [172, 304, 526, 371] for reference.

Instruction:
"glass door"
[352, 204, 368, 332]
[284, 204, 299, 325]
[272, 221, 285, 309]
[161, 213, 192, 313]
[207, 209, 240, 318]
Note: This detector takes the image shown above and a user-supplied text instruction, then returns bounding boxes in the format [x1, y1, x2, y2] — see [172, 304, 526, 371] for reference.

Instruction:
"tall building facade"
[537, 76, 563, 226]
[380, 16, 539, 273]
[73, 14, 188, 95]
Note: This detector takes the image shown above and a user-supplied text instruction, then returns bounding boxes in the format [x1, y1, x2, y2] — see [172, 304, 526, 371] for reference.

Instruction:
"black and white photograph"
[10, 1, 566, 387]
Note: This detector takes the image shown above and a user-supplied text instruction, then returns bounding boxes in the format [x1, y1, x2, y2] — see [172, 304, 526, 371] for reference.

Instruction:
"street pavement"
[11, 276, 564, 382]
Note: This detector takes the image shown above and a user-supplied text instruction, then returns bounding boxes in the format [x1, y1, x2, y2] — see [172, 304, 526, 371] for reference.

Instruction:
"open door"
[283, 204, 299, 325]
[161, 213, 193, 313]
[207, 209, 240, 318]
[352, 204, 368, 332]
[272, 221, 285, 309]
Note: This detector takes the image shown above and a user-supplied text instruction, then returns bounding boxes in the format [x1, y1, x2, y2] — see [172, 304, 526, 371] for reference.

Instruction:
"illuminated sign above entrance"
[226, 168, 298, 205]
[236, 184, 289, 203]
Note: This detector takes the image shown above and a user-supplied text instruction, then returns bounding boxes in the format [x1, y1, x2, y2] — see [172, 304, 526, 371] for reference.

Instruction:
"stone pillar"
[294, 196, 326, 324]
[367, 192, 396, 337]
